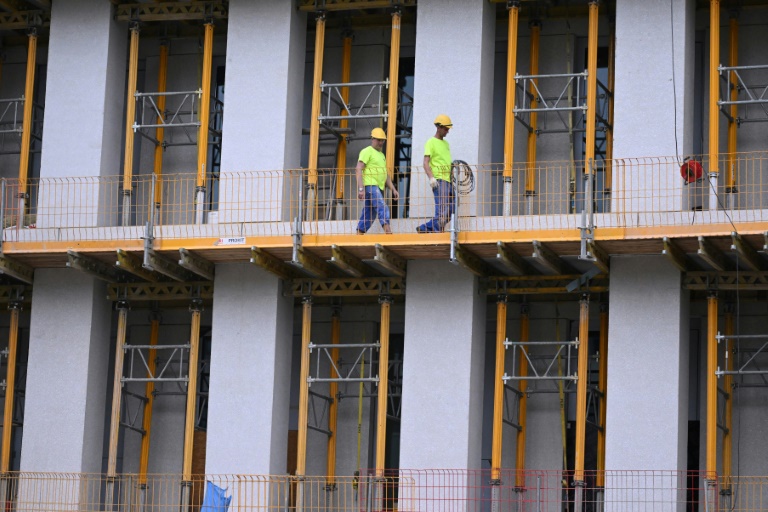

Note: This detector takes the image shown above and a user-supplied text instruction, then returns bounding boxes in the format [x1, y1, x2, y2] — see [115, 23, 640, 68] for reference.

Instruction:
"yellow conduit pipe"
[375, 296, 392, 478]
[525, 21, 541, 200]
[138, 315, 159, 485]
[584, 1, 599, 175]
[106, 305, 129, 479]
[502, 2, 520, 216]
[574, 295, 590, 483]
[722, 307, 733, 482]
[605, 23, 615, 192]
[385, 11, 401, 183]
[296, 298, 312, 479]
[17, 31, 37, 217]
[335, 36, 352, 203]
[705, 294, 718, 478]
[326, 308, 341, 487]
[122, 25, 140, 226]
[0, 303, 20, 473]
[515, 304, 530, 488]
[490, 296, 507, 482]
[726, 14, 738, 192]
[709, 0, 720, 184]
[182, 302, 202, 482]
[153, 43, 169, 212]
[306, 15, 326, 222]
[596, 304, 608, 488]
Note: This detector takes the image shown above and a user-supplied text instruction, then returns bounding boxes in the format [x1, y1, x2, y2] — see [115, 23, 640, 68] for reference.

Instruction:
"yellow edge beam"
[490, 297, 507, 481]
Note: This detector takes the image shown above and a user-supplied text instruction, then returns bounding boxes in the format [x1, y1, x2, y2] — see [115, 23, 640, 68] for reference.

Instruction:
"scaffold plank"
[298, 0, 415, 12]
[107, 282, 213, 301]
[115, 1, 228, 22]
[288, 277, 403, 297]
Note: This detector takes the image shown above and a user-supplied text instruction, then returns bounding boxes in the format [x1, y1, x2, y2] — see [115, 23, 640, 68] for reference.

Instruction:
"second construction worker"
[356, 127, 399, 234]
[416, 114, 454, 233]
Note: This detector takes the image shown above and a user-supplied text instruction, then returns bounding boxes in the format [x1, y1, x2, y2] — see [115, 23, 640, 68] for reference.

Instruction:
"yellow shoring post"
[574, 295, 590, 483]
[385, 10, 401, 184]
[584, 1, 599, 176]
[104, 303, 128, 511]
[180, 300, 202, 508]
[375, 295, 392, 478]
[726, 13, 738, 193]
[705, 293, 718, 478]
[195, 21, 214, 225]
[17, 30, 37, 219]
[153, 42, 169, 217]
[722, 306, 733, 483]
[596, 304, 608, 488]
[490, 296, 507, 483]
[122, 24, 140, 226]
[307, 14, 326, 222]
[0, 302, 21, 473]
[515, 304, 530, 488]
[326, 307, 341, 488]
[708, 0, 721, 210]
[503, 2, 520, 216]
[138, 314, 160, 486]
[605, 22, 615, 193]
[296, 297, 313, 512]
[335, 35, 352, 208]
[525, 20, 541, 213]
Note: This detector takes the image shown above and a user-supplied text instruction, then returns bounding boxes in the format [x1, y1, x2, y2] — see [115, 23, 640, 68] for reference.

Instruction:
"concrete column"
[400, 261, 486, 469]
[218, 0, 307, 223]
[20, 269, 112, 472]
[605, 256, 689, 471]
[410, 0, 495, 218]
[205, 263, 293, 474]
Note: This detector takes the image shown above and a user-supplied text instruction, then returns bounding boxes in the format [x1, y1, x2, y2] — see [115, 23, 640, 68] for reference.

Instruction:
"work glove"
[429, 177, 438, 190]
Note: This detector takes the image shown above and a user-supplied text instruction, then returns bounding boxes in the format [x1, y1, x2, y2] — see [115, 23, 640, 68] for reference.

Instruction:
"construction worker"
[356, 127, 399, 234]
[416, 114, 454, 233]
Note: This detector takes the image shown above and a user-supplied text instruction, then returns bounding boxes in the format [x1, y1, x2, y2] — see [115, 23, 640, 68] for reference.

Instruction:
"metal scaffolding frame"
[718, 64, 768, 124]
[133, 90, 224, 149]
[0, 98, 43, 156]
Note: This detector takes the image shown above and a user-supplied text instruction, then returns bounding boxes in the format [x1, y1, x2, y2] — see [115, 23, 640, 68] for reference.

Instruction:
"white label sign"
[214, 237, 246, 246]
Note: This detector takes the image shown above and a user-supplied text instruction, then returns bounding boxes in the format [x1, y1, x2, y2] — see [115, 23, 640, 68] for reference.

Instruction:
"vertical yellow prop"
[490, 297, 507, 482]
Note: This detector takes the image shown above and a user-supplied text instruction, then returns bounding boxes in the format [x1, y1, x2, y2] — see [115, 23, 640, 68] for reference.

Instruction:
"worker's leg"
[416, 182, 444, 232]
[356, 185, 378, 233]
[373, 187, 393, 233]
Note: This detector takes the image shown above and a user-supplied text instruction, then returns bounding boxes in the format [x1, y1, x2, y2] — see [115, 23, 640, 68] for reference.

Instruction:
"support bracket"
[144, 250, 197, 282]
[730, 232, 764, 271]
[698, 236, 731, 271]
[67, 250, 123, 283]
[178, 248, 215, 281]
[251, 246, 299, 280]
[329, 244, 371, 277]
[532, 240, 564, 275]
[663, 236, 695, 272]
[496, 241, 535, 275]
[291, 247, 336, 278]
[117, 249, 164, 282]
[451, 243, 493, 277]
[0, 254, 33, 285]
[365, 244, 406, 277]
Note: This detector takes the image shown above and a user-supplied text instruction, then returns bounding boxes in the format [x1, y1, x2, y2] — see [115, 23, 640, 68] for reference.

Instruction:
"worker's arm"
[386, 175, 399, 200]
[423, 155, 437, 189]
[355, 161, 365, 200]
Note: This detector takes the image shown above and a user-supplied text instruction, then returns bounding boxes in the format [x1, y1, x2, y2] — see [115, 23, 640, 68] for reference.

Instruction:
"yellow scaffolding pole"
[375, 296, 392, 478]
[584, 1, 599, 175]
[726, 14, 738, 192]
[17, 31, 37, 218]
[122, 24, 140, 226]
[296, 297, 312, 512]
[490, 296, 507, 482]
[326, 308, 341, 487]
[503, 2, 520, 216]
[335, 35, 352, 206]
[722, 307, 733, 482]
[195, 22, 214, 224]
[138, 314, 159, 485]
[515, 304, 529, 488]
[708, 0, 720, 211]
[104, 304, 128, 510]
[574, 295, 590, 483]
[604, 23, 615, 192]
[0, 303, 20, 473]
[385, 11, 401, 183]
[596, 304, 608, 488]
[705, 294, 718, 478]
[180, 301, 202, 507]
[306, 14, 326, 222]
[153, 42, 169, 216]
[525, 21, 540, 214]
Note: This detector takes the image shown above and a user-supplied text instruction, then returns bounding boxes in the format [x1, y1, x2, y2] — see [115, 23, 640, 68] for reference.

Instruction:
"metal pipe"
[153, 42, 169, 216]
[375, 296, 392, 478]
[326, 308, 341, 487]
[306, 14, 326, 221]
[722, 306, 733, 480]
[385, 11, 401, 183]
[195, 22, 214, 224]
[105, 303, 129, 510]
[596, 304, 608, 488]
[17, 31, 37, 219]
[605, 21, 615, 193]
[708, 0, 721, 210]
[574, 295, 590, 482]
[726, 14, 738, 195]
[584, 1, 599, 175]
[525, 21, 541, 214]
[503, 2, 520, 216]
[335, 35, 352, 206]
[706, 294, 718, 477]
[182, 301, 202, 482]
[0, 303, 20, 473]
[490, 296, 507, 482]
[138, 315, 159, 486]
[122, 24, 140, 226]
[515, 304, 530, 487]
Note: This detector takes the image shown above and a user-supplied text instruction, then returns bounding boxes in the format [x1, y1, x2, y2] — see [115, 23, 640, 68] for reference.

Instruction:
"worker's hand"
[358, 188, 365, 200]
[429, 177, 438, 190]
[392, 189, 400, 200]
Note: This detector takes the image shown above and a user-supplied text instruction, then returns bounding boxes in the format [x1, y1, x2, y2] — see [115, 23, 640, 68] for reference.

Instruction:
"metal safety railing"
[1, 151, 768, 245]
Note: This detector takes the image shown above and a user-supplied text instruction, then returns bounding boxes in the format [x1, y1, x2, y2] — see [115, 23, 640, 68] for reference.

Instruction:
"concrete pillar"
[410, 0, 495, 218]
[205, 263, 293, 474]
[605, 256, 689, 471]
[218, 0, 306, 223]
[400, 261, 486, 469]
[20, 269, 112, 472]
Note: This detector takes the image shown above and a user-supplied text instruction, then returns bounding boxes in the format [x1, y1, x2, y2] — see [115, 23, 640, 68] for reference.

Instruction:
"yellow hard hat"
[371, 127, 387, 140]
[433, 114, 453, 128]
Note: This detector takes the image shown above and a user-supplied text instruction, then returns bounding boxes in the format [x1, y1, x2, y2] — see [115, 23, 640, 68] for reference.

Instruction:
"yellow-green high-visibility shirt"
[359, 145, 387, 190]
[424, 137, 452, 182]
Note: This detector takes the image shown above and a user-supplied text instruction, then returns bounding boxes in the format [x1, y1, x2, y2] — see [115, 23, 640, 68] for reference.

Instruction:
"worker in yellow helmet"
[416, 114, 454, 233]
[355, 127, 399, 234]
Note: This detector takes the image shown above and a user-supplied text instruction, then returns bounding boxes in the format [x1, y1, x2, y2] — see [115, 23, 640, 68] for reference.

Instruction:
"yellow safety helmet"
[433, 114, 453, 128]
[371, 127, 387, 140]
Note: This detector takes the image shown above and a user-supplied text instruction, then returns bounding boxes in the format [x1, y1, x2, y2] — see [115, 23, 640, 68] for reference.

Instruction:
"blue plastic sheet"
[201, 481, 232, 512]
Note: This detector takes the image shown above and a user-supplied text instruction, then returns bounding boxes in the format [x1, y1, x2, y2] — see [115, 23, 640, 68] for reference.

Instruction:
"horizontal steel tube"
[135, 90, 202, 97]
[321, 80, 388, 88]
[504, 340, 579, 346]
[310, 343, 380, 349]
[516, 72, 587, 79]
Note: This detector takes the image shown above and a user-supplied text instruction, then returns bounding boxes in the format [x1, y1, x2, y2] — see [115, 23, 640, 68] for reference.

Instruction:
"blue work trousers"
[417, 179, 454, 232]
[357, 185, 391, 233]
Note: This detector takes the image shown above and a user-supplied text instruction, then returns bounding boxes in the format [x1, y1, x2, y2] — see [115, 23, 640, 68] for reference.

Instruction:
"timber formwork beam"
[366, 243, 406, 277]
[488, 274, 608, 295]
[178, 248, 215, 281]
[496, 241, 536, 275]
[107, 282, 212, 301]
[67, 250, 125, 283]
[298, 0, 415, 12]
[144, 249, 198, 282]
[288, 277, 403, 297]
[730, 232, 765, 271]
[684, 271, 768, 291]
[115, 1, 228, 22]
[0, 254, 33, 284]
[532, 240, 567, 275]
[116, 249, 165, 282]
[451, 243, 494, 277]
[329, 244, 372, 277]
[663, 236, 698, 272]
[251, 246, 300, 280]
[698, 236, 731, 271]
